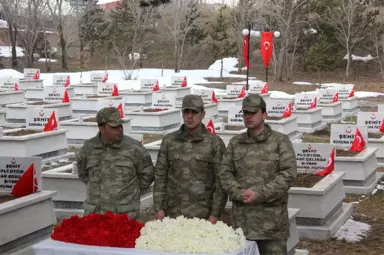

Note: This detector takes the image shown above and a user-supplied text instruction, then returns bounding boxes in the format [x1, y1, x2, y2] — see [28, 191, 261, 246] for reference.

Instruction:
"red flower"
[51, 211, 144, 248]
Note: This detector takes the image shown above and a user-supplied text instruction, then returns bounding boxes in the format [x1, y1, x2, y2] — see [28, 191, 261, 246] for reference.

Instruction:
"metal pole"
[246, 24, 251, 91]
[266, 67, 268, 83]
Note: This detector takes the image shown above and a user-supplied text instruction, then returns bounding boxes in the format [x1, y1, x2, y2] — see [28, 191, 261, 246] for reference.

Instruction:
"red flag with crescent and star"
[243, 36, 250, 69]
[206, 120, 216, 135]
[380, 119, 384, 132]
[260, 32, 274, 68]
[316, 148, 335, 176]
[11, 163, 38, 197]
[350, 128, 365, 152]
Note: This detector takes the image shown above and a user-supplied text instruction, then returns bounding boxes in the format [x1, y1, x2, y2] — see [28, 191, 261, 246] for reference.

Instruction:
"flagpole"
[246, 24, 251, 91]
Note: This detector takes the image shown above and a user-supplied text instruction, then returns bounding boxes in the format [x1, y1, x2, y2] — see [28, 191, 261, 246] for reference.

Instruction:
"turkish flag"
[33, 71, 40, 80]
[102, 73, 108, 83]
[282, 103, 292, 118]
[379, 119, 384, 132]
[64, 76, 70, 87]
[11, 163, 38, 197]
[350, 128, 366, 152]
[238, 86, 246, 98]
[181, 77, 187, 87]
[243, 36, 249, 69]
[308, 97, 317, 109]
[62, 90, 70, 103]
[206, 120, 216, 135]
[152, 81, 160, 91]
[349, 87, 355, 97]
[333, 92, 339, 103]
[261, 83, 268, 94]
[212, 91, 218, 103]
[43, 111, 58, 132]
[117, 103, 124, 118]
[112, 84, 119, 96]
[316, 148, 335, 176]
[260, 32, 274, 68]
[14, 83, 19, 91]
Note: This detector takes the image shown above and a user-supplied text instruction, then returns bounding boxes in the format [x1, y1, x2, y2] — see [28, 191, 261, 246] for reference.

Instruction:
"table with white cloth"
[31, 238, 259, 255]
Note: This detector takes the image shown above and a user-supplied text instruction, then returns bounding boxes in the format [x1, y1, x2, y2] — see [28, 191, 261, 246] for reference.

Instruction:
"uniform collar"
[239, 124, 273, 143]
[175, 124, 206, 142]
[95, 132, 123, 148]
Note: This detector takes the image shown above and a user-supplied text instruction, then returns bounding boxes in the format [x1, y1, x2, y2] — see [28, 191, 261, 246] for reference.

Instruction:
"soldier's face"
[243, 109, 266, 129]
[99, 124, 123, 142]
[183, 109, 205, 129]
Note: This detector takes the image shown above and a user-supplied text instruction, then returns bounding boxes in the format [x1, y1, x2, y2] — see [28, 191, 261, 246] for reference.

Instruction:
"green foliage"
[305, 37, 337, 72]
[206, 6, 236, 61]
[183, 0, 204, 46]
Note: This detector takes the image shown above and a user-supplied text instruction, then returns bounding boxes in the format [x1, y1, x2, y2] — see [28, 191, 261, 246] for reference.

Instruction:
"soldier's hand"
[242, 189, 256, 203]
[155, 210, 165, 220]
[208, 216, 218, 224]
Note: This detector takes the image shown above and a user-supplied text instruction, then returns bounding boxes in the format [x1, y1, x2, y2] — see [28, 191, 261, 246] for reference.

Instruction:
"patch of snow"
[377, 184, 384, 190]
[97, 0, 120, 4]
[0, 19, 8, 28]
[343, 54, 376, 62]
[0, 46, 24, 58]
[355, 91, 384, 98]
[304, 28, 317, 35]
[0, 69, 24, 78]
[333, 219, 371, 242]
[371, 189, 378, 195]
[293, 81, 320, 86]
[269, 91, 295, 99]
[208, 57, 238, 73]
[38, 58, 58, 63]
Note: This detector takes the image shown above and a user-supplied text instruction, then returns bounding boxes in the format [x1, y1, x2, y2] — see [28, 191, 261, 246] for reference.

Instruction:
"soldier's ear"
[201, 110, 206, 119]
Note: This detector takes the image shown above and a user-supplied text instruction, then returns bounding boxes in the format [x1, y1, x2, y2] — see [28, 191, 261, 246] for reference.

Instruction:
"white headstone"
[293, 143, 334, 173]
[53, 75, 70, 86]
[170, 76, 186, 87]
[193, 88, 214, 103]
[378, 104, 384, 113]
[97, 99, 125, 111]
[43, 86, 66, 102]
[24, 68, 40, 81]
[248, 80, 266, 94]
[228, 106, 243, 126]
[267, 99, 292, 117]
[91, 73, 107, 83]
[334, 85, 354, 99]
[226, 85, 244, 96]
[0, 156, 42, 193]
[140, 79, 158, 90]
[97, 83, 116, 96]
[0, 127, 3, 137]
[0, 78, 19, 90]
[295, 92, 319, 109]
[319, 88, 338, 103]
[357, 112, 384, 133]
[151, 92, 176, 109]
[25, 108, 59, 130]
[330, 124, 368, 148]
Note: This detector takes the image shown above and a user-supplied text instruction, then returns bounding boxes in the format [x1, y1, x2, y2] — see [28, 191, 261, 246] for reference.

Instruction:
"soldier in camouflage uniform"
[153, 95, 227, 224]
[219, 94, 297, 255]
[77, 107, 154, 218]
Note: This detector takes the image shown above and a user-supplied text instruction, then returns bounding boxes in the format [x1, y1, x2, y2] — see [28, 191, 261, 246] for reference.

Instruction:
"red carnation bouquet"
[51, 211, 144, 248]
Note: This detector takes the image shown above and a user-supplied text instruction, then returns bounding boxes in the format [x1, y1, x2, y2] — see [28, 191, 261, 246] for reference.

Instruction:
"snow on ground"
[355, 91, 384, 98]
[0, 69, 24, 78]
[0, 46, 25, 58]
[38, 58, 58, 63]
[208, 57, 239, 73]
[269, 91, 295, 99]
[333, 219, 371, 243]
[343, 54, 376, 62]
[292, 82, 320, 86]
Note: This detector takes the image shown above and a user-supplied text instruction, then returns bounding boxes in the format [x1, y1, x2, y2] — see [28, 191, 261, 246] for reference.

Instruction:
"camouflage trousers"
[253, 239, 287, 255]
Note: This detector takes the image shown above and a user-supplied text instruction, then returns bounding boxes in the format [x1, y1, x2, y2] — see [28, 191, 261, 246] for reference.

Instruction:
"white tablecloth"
[31, 238, 259, 255]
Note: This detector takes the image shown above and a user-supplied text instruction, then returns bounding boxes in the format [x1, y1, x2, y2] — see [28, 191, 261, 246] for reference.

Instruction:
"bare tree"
[372, 25, 384, 80]
[161, 0, 201, 72]
[47, 0, 73, 70]
[0, 0, 22, 68]
[108, 0, 157, 79]
[321, 0, 379, 79]
[16, 0, 47, 67]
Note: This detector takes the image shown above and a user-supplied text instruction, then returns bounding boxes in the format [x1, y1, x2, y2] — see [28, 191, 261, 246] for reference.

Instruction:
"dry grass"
[298, 191, 384, 255]
[143, 134, 164, 144]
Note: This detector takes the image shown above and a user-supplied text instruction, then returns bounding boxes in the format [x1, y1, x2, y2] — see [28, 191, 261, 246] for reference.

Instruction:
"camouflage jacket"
[219, 124, 297, 240]
[153, 124, 227, 219]
[77, 132, 154, 218]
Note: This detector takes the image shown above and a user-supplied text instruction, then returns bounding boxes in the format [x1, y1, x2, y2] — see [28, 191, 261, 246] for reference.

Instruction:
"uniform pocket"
[86, 159, 100, 183]
[191, 154, 213, 181]
[115, 160, 136, 179]
[260, 153, 279, 172]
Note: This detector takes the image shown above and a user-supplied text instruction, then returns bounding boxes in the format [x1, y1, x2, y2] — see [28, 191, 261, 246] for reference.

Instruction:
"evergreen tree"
[206, 6, 236, 78]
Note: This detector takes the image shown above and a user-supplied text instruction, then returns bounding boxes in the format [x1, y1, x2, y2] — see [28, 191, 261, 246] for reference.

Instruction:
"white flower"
[135, 216, 246, 254]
